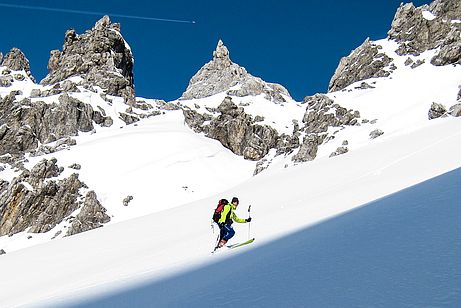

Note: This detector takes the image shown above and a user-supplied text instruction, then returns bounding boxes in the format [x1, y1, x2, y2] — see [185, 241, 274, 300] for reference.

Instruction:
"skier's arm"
[231, 211, 247, 223]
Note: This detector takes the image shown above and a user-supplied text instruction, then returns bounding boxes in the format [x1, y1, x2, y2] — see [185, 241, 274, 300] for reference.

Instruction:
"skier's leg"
[218, 225, 233, 248]
[219, 225, 226, 240]
[224, 226, 235, 240]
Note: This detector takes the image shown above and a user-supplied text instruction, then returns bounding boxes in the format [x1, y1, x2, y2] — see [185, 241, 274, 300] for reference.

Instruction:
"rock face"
[181, 40, 290, 103]
[428, 102, 448, 119]
[0, 158, 108, 237]
[0, 92, 112, 156]
[292, 134, 320, 162]
[329, 0, 461, 92]
[1, 48, 33, 76]
[0, 48, 35, 84]
[292, 94, 361, 162]
[66, 191, 110, 236]
[388, 1, 461, 65]
[301, 94, 360, 134]
[183, 93, 361, 164]
[184, 97, 280, 160]
[428, 102, 461, 119]
[40, 16, 135, 101]
[329, 39, 394, 92]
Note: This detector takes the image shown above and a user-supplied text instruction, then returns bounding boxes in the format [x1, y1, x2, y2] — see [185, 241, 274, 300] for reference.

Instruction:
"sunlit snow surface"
[0, 37, 461, 307]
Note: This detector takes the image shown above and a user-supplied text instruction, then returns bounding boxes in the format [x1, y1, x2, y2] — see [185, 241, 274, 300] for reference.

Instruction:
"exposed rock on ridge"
[328, 39, 394, 92]
[183, 94, 361, 165]
[183, 96, 282, 160]
[0, 48, 35, 84]
[292, 94, 361, 162]
[181, 40, 291, 103]
[388, 0, 461, 65]
[40, 15, 135, 102]
[0, 92, 112, 156]
[1, 48, 33, 77]
[66, 191, 110, 236]
[328, 0, 461, 92]
[0, 158, 109, 237]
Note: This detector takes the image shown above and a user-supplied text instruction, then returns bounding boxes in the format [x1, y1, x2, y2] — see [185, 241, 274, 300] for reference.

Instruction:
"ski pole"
[248, 205, 251, 239]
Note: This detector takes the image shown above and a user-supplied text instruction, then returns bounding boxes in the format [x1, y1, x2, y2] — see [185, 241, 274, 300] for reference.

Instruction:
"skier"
[215, 197, 252, 249]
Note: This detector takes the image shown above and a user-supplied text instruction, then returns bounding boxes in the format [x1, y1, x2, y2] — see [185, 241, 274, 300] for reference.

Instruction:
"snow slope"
[1, 26, 461, 308]
[70, 166, 461, 308]
[0, 117, 461, 307]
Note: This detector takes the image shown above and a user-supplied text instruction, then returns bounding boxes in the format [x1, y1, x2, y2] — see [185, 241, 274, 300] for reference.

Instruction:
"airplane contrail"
[0, 3, 196, 24]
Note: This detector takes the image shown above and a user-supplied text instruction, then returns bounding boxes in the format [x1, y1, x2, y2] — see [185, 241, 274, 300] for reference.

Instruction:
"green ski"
[227, 238, 255, 249]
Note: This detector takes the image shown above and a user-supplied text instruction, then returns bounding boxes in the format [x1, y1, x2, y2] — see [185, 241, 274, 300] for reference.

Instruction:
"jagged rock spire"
[181, 39, 290, 102]
[1, 48, 30, 71]
[429, 0, 461, 20]
[41, 15, 135, 101]
[213, 40, 231, 63]
[1, 48, 35, 80]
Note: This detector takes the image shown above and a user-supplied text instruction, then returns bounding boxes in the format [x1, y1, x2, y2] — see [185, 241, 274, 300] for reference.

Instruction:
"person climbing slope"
[215, 197, 251, 249]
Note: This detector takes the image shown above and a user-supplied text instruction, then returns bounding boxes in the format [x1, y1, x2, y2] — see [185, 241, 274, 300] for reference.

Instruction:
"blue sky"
[0, 0, 432, 101]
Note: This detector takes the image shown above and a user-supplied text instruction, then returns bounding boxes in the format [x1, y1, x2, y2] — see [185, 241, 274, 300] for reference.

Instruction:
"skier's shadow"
[68, 167, 461, 308]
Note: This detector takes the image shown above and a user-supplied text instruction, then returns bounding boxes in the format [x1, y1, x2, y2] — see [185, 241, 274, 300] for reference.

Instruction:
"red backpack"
[212, 199, 228, 223]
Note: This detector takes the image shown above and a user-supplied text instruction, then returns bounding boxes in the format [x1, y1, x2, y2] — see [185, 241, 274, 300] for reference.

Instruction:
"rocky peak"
[1, 48, 34, 80]
[181, 40, 290, 103]
[329, 0, 461, 92]
[328, 38, 394, 92]
[1, 48, 30, 71]
[213, 39, 232, 66]
[40, 15, 135, 101]
[429, 0, 461, 20]
[388, 0, 461, 64]
[388, 3, 451, 55]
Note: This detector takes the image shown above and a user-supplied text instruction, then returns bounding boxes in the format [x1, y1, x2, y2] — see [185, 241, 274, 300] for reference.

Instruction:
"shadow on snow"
[69, 168, 461, 307]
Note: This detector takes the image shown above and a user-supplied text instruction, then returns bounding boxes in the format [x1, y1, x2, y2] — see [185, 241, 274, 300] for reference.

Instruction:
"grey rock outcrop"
[1, 48, 34, 79]
[388, 1, 461, 65]
[183, 96, 280, 161]
[0, 92, 112, 155]
[449, 103, 461, 117]
[181, 40, 290, 103]
[292, 94, 361, 162]
[123, 195, 134, 206]
[301, 94, 360, 134]
[66, 191, 110, 236]
[428, 102, 448, 119]
[184, 93, 361, 164]
[292, 134, 320, 163]
[428, 102, 461, 119]
[329, 0, 461, 93]
[207, 97, 279, 160]
[429, 0, 461, 24]
[370, 129, 384, 139]
[40, 16, 135, 101]
[0, 158, 108, 236]
[329, 146, 349, 158]
[328, 39, 393, 92]
[430, 27, 461, 66]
